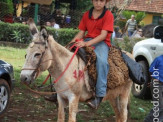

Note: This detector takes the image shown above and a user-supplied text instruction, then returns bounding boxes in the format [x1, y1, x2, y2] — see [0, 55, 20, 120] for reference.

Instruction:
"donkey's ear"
[40, 26, 48, 40]
[27, 18, 39, 36]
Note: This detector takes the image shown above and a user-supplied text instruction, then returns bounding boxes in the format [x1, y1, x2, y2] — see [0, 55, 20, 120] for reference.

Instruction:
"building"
[108, 0, 163, 25]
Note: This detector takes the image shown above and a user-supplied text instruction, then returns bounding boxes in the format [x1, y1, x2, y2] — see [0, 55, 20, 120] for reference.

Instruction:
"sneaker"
[87, 97, 103, 109]
[44, 94, 57, 103]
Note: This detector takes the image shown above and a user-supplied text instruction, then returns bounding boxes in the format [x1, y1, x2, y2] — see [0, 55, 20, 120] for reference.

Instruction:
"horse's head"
[20, 19, 52, 85]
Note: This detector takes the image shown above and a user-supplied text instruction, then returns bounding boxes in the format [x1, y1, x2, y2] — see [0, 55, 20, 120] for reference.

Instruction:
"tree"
[122, 11, 145, 24]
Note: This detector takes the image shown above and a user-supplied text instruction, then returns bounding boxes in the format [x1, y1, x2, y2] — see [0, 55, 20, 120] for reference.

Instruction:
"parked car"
[0, 60, 15, 117]
[132, 26, 163, 99]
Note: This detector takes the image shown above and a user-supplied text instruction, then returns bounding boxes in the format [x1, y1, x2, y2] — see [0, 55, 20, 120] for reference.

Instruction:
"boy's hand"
[75, 41, 87, 48]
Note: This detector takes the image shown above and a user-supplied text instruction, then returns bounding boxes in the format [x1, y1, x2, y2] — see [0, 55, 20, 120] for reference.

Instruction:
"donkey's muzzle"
[20, 74, 32, 85]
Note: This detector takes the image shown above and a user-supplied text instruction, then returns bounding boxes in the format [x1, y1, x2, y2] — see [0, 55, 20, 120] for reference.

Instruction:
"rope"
[22, 39, 90, 96]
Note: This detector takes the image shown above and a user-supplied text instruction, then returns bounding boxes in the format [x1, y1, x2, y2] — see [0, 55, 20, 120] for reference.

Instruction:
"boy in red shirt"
[71, 0, 114, 109]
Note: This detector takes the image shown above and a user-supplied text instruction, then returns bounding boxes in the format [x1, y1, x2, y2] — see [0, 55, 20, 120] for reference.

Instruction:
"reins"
[23, 57, 90, 96]
[22, 39, 90, 96]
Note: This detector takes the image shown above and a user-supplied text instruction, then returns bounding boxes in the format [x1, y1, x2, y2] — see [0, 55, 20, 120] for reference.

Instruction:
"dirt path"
[1, 87, 139, 122]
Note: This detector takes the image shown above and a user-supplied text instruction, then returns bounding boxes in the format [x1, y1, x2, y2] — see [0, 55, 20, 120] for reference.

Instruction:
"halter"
[21, 39, 91, 95]
[21, 40, 81, 83]
[22, 41, 48, 80]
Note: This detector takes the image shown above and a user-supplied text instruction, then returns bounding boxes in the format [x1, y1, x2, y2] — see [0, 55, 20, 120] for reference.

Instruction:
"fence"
[0, 1, 83, 28]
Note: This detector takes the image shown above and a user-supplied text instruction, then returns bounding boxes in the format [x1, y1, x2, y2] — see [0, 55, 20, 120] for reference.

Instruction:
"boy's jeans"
[84, 38, 109, 97]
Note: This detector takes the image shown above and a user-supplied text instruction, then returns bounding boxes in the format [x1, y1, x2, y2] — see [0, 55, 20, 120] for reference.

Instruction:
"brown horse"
[20, 19, 133, 122]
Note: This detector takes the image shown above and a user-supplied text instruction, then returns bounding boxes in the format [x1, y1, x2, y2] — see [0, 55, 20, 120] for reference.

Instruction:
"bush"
[47, 27, 79, 45]
[114, 36, 145, 53]
[0, 22, 31, 43]
[0, 1, 14, 18]
[0, 22, 79, 45]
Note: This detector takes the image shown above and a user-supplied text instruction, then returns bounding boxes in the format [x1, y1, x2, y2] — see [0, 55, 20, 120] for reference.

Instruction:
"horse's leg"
[68, 95, 80, 122]
[57, 95, 66, 122]
[109, 97, 121, 122]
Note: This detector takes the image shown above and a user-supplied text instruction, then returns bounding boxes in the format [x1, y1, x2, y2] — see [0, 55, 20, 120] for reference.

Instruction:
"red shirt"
[78, 8, 114, 47]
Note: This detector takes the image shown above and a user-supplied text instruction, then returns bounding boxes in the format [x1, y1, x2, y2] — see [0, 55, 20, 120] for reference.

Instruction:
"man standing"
[125, 15, 137, 37]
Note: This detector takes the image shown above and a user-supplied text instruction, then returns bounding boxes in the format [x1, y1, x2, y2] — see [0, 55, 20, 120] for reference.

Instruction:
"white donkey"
[20, 19, 133, 122]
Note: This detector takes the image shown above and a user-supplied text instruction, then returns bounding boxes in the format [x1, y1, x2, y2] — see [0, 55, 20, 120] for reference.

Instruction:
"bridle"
[21, 39, 92, 95]
[21, 41, 50, 80]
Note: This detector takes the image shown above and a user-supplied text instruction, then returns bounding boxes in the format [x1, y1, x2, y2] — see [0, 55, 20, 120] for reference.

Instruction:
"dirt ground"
[0, 87, 139, 122]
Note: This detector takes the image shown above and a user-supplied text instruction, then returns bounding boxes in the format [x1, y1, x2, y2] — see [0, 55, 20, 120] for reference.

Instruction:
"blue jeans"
[128, 31, 134, 37]
[84, 38, 110, 97]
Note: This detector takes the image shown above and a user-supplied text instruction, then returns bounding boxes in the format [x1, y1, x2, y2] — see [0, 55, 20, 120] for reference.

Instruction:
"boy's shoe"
[44, 94, 57, 103]
[87, 97, 103, 109]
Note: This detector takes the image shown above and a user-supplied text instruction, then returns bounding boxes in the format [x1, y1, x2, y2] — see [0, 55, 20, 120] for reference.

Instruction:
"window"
[153, 16, 161, 25]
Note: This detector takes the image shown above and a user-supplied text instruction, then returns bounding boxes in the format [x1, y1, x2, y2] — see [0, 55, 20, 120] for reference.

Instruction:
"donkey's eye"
[34, 53, 41, 57]
[25, 54, 27, 59]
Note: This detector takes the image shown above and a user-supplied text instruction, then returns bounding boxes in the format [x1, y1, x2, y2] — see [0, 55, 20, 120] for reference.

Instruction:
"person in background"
[70, 0, 114, 109]
[144, 55, 163, 122]
[22, 21, 27, 25]
[125, 15, 138, 37]
[112, 27, 122, 40]
[45, 21, 51, 27]
[132, 28, 143, 38]
[50, 19, 60, 29]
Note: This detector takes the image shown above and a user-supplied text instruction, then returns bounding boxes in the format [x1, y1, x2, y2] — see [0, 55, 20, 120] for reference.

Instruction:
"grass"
[0, 46, 153, 121]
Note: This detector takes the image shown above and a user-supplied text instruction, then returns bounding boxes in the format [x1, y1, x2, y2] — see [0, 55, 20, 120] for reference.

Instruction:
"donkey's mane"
[48, 35, 72, 57]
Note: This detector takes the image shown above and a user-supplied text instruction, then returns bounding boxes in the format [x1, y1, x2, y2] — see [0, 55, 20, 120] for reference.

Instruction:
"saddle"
[67, 43, 129, 91]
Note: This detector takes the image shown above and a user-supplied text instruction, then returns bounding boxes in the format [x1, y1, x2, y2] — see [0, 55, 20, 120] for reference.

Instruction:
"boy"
[71, 0, 114, 109]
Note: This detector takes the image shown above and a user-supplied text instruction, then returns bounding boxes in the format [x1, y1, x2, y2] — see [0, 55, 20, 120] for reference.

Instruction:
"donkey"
[20, 20, 133, 122]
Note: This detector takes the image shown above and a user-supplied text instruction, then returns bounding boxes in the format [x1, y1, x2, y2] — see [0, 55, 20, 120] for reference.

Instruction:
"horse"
[20, 19, 133, 122]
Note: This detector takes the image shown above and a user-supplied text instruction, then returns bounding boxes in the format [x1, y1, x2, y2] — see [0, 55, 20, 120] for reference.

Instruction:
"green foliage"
[44, 27, 79, 45]
[116, 21, 126, 30]
[117, 11, 146, 29]
[57, 28, 79, 45]
[11, 31, 25, 43]
[136, 12, 146, 24]
[0, 1, 14, 17]
[0, 22, 79, 45]
[114, 36, 145, 53]
[0, 22, 31, 43]
[122, 11, 136, 20]
[76, 0, 92, 12]
[122, 10, 146, 25]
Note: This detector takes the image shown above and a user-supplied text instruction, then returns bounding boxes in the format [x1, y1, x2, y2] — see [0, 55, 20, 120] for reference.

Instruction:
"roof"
[108, 0, 163, 14]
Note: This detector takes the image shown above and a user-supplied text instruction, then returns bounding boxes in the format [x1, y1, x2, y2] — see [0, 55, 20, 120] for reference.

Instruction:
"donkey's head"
[20, 19, 52, 85]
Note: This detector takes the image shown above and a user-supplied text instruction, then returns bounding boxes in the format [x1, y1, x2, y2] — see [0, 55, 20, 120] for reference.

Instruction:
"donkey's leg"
[119, 81, 132, 122]
[109, 97, 121, 122]
[119, 86, 131, 122]
[57, 95, 66, 122]
[119, 93, 129, 122]
[68, 95, 80, 122]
